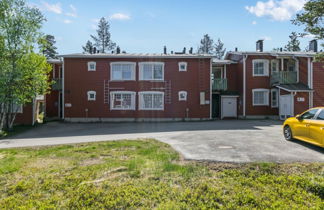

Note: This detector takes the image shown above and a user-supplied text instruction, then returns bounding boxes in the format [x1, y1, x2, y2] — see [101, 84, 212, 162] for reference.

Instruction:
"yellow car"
[283, 107, 324, 148]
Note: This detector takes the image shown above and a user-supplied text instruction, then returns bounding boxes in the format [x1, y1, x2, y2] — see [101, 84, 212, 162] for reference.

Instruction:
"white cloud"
[245, 0, 307, 21]
[63, 19, 72, 24]
[65, 4, 77, 18]
[252, 21, 257, 25]
[261, 36, 272, 41]
[109, 13, 131, 20]
[41, 1, 62, 14]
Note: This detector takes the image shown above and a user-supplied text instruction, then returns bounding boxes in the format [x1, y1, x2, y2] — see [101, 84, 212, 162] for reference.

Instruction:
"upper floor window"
[110, 62, 136, 81]
[271, 60, 279, 73]
[252, 59, 269, 76]
[87, 91, 96, 101]
[139, 62, 164, 81]
[178, 62, 187, 72]
[110, 91, 136, 110]
[178, 91, 187, 101]
[88, 62, 96, 71]
[285, 59, 296, 72]
[252, 89, 269, 106]
[139, 91, 164, 110]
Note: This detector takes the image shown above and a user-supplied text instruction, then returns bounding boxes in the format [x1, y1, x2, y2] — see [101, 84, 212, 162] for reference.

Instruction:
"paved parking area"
[0, 120, 323, 163]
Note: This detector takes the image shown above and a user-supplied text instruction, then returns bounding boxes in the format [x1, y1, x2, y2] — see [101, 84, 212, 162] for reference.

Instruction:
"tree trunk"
[8, 112, 17, 130]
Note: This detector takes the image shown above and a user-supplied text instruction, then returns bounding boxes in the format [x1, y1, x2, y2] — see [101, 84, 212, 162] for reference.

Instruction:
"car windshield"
[300, 109, 319, 120]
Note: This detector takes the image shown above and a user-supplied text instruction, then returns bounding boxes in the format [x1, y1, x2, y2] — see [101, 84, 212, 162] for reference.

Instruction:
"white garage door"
[221, 97, 237, 119]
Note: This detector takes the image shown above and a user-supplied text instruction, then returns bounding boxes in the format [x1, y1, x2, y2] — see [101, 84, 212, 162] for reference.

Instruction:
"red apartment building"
[13, 40, 324, 125]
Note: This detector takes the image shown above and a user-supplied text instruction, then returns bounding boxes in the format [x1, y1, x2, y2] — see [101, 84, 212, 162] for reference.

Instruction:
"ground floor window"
[110, 91, 136, 110]
[139, 91, 164, 110]
[252, 89, 269, 106]
[271, 89, 279, 108]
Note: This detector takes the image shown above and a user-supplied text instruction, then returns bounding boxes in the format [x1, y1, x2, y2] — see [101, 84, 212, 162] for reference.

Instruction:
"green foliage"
[0, 139, 323, 209]
[284, 32, 301, 51]
[215, 38, 226, 59]
[293, 0, 324, 60]
[82, 40, 94, 54]
[38, 34, 58, 59]
[90, 17, 116, 53]
[198, 34, 214, 54]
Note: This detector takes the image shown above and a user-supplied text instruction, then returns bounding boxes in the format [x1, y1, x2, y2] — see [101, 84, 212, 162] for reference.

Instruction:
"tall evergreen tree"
[214, 38, 226, 59]
[293, 0, 324, 60]
[197, 34, 214, 54]
[91, 17, 116, 53]
[284, 32, 301, 51]
[82, 40, 94, 54]
[39, 34, 58, 59]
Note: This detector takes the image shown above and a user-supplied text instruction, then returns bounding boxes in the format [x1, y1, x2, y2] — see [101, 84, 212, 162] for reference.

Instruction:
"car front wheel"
[283, 125, 294, 141]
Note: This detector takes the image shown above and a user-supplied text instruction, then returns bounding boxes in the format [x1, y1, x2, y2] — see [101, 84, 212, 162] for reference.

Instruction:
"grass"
[0, 139, 323, 209]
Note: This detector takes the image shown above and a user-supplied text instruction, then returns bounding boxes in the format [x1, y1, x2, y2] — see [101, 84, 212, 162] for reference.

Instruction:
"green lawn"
[0, 139, 323, 209]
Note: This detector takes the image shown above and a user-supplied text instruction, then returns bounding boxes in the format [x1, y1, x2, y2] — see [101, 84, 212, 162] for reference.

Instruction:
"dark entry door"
[212, 94, 220, 118]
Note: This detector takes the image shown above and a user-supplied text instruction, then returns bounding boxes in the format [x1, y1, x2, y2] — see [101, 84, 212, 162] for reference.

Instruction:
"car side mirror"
[296, 114, 302, 121]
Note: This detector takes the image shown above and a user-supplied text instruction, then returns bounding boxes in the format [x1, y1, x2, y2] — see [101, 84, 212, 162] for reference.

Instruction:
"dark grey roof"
[276, 83, 313, 92]
[59, 53, 213, 59]
[226, 51, 316, 58]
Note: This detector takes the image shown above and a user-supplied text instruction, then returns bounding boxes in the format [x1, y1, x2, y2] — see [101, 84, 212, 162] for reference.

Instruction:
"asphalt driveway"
[0, 120, 323, 163]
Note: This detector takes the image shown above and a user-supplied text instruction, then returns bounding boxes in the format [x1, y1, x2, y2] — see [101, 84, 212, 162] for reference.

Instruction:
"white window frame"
[271, 59, 279, 73]
[110, 91, 136, 110]
[110, 62, 136, 81]
[178, 91, 187, 101]
[252, 89, 269, 106]
[139, 62, 164, 81]
[178, 62, 187, 72]
[138, 91, 164, 110]
[271, 89, 279, 108]
[252, 59, 269, 76]
[87, 61, 96, 71]
[87, 91, 96, 101]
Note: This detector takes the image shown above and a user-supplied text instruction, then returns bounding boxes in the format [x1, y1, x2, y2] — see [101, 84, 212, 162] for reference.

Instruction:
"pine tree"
[197, 34, 214, 54]
[82, 40, 94, 54]
[214, 38, 226, 59]
[39, 34, 58, 59]
[284, 32, 301, 52]
[91, 17, 116, 53]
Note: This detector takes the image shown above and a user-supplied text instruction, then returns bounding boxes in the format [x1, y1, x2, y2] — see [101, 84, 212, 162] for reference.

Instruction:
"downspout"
[243, 55, 248, 117]
[307, 57, 312, 108]
[292, 57, 299, 82]
[209, 58, 212, 119]
[310, 58, 314, 108]
[62, 58, 65, 120]
[32, 98, 36, 126]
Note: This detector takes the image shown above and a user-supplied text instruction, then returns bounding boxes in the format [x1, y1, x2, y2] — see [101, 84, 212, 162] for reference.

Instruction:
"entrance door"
[279, 95, 292, 120]
[221, 97, 237, 119]
[212, 94, 220, 118]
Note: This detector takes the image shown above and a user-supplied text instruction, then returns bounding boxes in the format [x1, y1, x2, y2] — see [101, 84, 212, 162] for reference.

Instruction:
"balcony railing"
[212, 78, 227, 91]
[52, 78, 62, 90]
[271, 71, 297, 85]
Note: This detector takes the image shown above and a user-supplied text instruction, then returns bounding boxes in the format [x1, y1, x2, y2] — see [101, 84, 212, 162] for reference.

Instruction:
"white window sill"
[252, 74, 269, 77]
[110, 79, 136, 82]
[111, 108, 135, 111]
[139, 108, 164, 111]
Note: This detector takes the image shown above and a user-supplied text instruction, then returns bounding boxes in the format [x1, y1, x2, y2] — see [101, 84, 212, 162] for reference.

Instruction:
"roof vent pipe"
[235, 47, 238, 52]
[309, 40, 318, 52]
[116, 46, 121, 54]
[256, 40, 263, 52]
[93, 47, 97, 54]
[189, 47, 193, 54]
[183, 47, 186, 54]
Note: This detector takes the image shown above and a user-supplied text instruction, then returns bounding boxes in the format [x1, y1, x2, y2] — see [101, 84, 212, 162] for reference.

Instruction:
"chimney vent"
[93, 47, 97, 54]
[89, 46, 93, 54]
[183, 47, 186, 54]
[256, 40, 263, 52]
[189, 47, 193, 54]
[235, 47, 238, 52]
[280, 48, 283, 52]
[116, 46, 121, 54]
[163, 46, 167, 54]
[309, 40, 318, 52]
[171, 51, 173, 54]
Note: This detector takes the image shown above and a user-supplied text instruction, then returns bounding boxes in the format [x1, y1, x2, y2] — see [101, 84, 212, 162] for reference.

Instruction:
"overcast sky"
[27, 0, 317, 54]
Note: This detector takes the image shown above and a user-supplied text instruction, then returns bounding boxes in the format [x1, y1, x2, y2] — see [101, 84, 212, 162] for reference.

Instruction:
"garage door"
[221, 96, 237, 119]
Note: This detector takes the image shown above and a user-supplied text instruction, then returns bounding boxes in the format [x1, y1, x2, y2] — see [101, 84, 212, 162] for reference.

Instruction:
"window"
[139, 91, 164, 110]
[110, 91, 136, 110]
[178, 62, 187, 72]
[271, 59, 279, 73]
[87, 91, 96, 101]
[300, 109, 319, 120]
[316, 110, 324, 120]
[271, 89, 279, 108]
[252, 59, 269, 76]
[252, 89, 269, 106]
[139, 62, 164, 81]
[110, 62, 136, 81]
[88, 62, 96, 71]
[178, 91, 187, 101]
[285, 59, 296, 72]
